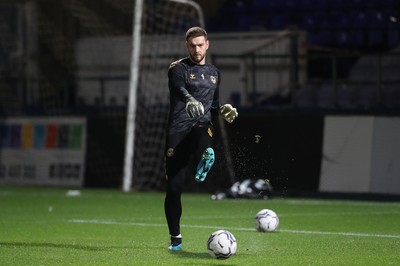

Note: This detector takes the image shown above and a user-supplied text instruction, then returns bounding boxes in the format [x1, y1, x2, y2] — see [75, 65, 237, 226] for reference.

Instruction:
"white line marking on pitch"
[67, 219, 400, 239]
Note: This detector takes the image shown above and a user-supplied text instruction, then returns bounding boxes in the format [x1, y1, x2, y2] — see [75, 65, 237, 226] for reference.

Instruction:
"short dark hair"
[185, 26, 207, 41]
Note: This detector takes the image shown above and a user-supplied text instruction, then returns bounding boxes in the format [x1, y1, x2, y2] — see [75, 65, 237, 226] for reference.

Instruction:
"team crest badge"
[208, 128, 213, 137]
[210, 76, 217, 84]
[167, 148, 174, 157]
[190, 74, 196, 80]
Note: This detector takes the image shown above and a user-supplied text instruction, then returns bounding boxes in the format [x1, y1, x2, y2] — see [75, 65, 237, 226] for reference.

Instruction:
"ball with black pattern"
[207, 230, 237, 259]
[255, 209, 279, 232]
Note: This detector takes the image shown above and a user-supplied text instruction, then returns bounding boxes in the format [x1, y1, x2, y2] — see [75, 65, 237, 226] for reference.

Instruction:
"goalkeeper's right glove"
[185, 94, 204, 119]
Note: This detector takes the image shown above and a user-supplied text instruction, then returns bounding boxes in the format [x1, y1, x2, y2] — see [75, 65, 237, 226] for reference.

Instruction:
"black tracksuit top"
[167, 57, 221, 134]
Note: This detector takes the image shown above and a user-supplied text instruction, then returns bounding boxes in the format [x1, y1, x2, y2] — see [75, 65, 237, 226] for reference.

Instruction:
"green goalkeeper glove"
[219, 104, 238, 123]
[185, 95, 204, 119]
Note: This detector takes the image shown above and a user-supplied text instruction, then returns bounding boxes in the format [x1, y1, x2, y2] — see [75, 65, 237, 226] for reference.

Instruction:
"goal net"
[123, 0, 205, 191]
[1, 0, 233, 191]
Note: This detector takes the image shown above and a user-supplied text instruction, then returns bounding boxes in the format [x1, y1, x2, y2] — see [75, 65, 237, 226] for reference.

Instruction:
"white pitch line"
[279, 229, 400, 239]
[67, 219, 400, 239]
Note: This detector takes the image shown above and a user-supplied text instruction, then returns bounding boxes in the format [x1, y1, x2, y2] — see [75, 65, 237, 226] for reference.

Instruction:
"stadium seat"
[238, 15, 253, 31]
[367, 30, 384, 47]
[295, 83, 318, 108]
[353, 84, 379, 109]
[268, 13, 287, 30]
[317, 82, 336, 108]
[284, 0, 300, 11]
[317, 82, 362, 109]
[366, 10, 386, 28]
[336, 30, 364, 48]
[259, 0, 285, 11]
[346, 0, 364, 9]
[387, 29, 400, 47]
[301, 12, 324, 31]
[317, 31, 336, 46]
[381, 84, 400, 108]
[352, 11, 369, 30]
[336, 83, 358, 109]
[335, 12, 354, 30]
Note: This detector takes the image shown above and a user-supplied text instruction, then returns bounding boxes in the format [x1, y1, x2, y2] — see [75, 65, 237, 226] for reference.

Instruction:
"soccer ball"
[254, 209, 279, 232]
[207, 230, 237, 259]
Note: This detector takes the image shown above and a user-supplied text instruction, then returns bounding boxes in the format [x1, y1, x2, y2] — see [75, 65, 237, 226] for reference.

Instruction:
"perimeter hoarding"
[0, 117, 86, 187]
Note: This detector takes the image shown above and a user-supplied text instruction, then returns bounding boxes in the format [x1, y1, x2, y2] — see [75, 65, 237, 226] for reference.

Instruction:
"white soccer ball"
[255, 209, 279, 232]
[207, 230, 237, 259]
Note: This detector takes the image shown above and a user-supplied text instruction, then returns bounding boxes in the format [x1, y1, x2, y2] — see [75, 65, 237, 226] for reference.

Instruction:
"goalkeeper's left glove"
[219, 104, 238, 123]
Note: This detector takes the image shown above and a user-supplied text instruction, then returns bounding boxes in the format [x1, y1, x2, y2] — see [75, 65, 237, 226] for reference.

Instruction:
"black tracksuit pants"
[164, 124, 213, 237]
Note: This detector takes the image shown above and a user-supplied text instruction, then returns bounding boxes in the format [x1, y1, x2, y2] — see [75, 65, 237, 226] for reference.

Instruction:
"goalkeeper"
[164, 26, 238, 251]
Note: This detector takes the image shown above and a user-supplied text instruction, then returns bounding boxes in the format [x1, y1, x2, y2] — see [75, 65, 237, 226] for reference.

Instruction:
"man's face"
[186, 35, 209, 64]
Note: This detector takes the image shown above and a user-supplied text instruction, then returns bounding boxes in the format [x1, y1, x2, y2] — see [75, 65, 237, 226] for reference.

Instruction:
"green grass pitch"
[1, 186, 399, 265]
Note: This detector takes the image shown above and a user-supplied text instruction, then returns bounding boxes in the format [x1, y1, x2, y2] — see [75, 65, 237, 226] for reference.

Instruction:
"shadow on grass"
[0, 242, 124, 251]
[172, 250, 210, 259]
[171, 250, 238, 265]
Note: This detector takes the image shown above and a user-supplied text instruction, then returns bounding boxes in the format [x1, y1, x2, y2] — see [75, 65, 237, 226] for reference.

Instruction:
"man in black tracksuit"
[164, 26, 238, 251]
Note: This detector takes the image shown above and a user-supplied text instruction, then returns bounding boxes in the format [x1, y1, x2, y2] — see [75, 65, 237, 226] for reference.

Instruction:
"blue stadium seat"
[352, 11, 369, 30]
[335, 12, 354, 30]
[301, 12, 324, 31]
[268, 13, 287, 30]
[381, 85, 400, 108]
[366, 10, 386, 29]
[336, 84, 357, 109]
[336, 30, 364, 48]
[387, 29, 400, 47]
[296, 84, 318, 108]
[284, 0, 301, 11]
[367, 30, 384, 47]
[366, 0, 399, 9]
[254, 0, 268, 9]
[346, 0, 364, 9]
[322, 12, 341, 30]
[385, 10, 400, 29]
[353, 84, 379, 109]
[238, 15, 253, 31]
[254, 0, 284, 11]
[317, 82, 336, 109]
[317, 31, 336, 45]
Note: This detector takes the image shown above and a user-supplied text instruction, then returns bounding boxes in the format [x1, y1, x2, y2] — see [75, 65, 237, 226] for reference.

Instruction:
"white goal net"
[123, 0, 205, 191]
[0, 0, 211, 190]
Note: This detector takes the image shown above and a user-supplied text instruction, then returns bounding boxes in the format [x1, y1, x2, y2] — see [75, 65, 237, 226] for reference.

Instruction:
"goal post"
[122, 0, 205, 192]
[122, 0, 143, 192]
